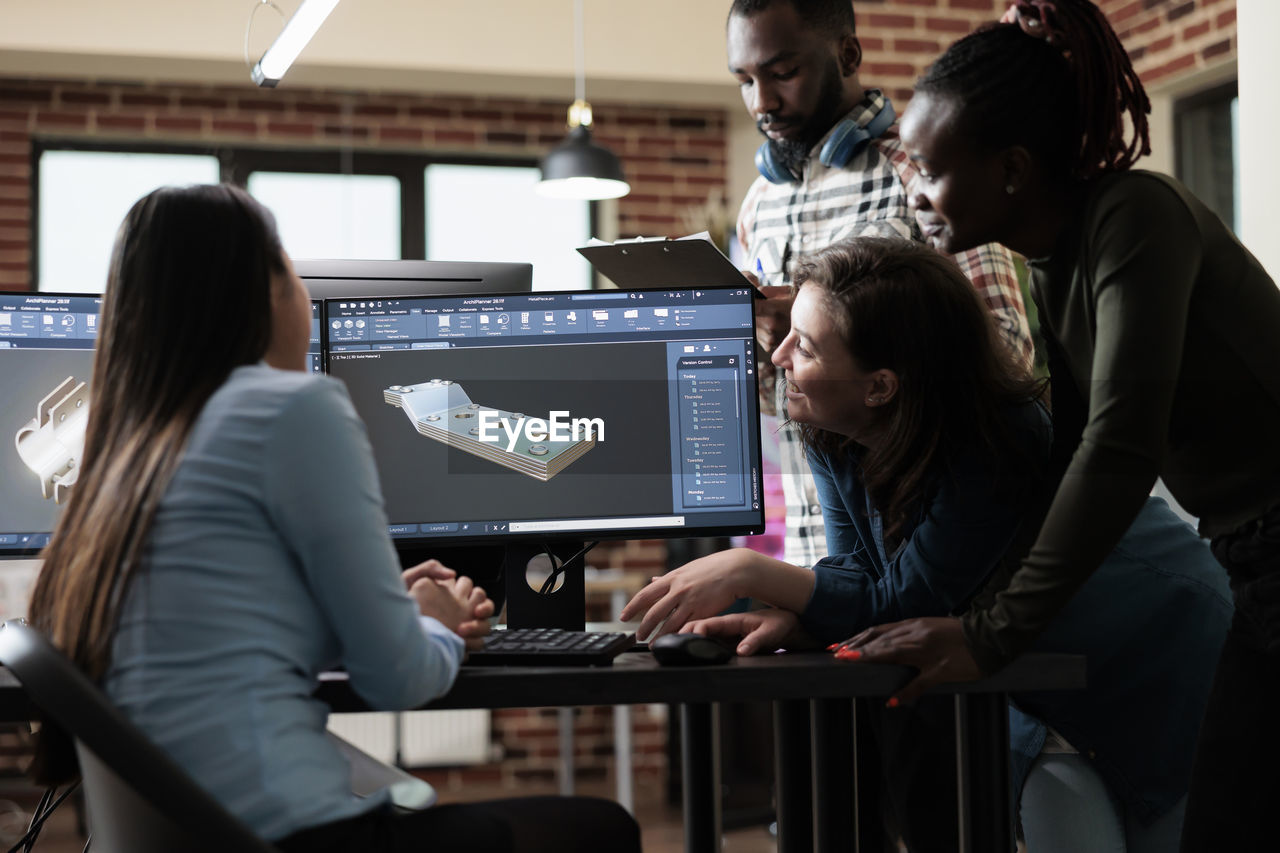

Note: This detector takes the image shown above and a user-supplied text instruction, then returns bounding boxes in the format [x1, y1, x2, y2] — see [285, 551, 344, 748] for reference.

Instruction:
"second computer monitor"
[295, 258, 533, 301]
[322, 286, 765, 550]
[0, 291, 102, 557]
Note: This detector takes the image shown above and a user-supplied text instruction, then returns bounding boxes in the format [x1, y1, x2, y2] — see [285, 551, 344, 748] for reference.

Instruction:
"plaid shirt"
[739, 92, 1033, 569]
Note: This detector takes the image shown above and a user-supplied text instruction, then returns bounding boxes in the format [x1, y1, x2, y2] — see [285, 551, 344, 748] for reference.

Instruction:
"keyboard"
[466, 628, 636, 667]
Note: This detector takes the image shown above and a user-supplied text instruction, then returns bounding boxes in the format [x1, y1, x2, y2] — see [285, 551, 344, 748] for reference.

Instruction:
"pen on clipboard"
[749, 258, 768, 299]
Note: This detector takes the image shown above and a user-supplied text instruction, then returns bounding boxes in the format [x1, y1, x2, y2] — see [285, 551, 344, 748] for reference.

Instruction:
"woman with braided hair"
[838, 2, 1280, 849]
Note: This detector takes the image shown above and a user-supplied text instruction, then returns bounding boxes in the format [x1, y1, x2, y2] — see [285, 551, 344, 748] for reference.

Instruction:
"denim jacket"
[801, 401, 1230, 820]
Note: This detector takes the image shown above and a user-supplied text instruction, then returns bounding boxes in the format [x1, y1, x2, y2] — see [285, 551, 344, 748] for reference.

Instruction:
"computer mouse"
[650, 633, 736, 666]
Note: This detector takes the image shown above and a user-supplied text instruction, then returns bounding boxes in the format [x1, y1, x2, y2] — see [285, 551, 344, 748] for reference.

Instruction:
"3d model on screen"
[14, 375, 89, 504]
[384, 379, 597, 481]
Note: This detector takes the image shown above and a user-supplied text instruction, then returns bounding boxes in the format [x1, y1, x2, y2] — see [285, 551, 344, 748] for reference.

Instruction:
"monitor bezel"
[319, 283, 767, 551]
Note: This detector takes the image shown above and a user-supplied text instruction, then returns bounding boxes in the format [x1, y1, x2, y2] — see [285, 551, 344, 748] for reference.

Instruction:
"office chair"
[0, 620, 278, 853]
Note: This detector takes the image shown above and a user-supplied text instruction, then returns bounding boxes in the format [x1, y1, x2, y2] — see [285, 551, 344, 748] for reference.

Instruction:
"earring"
[1005, 184, 1016, 195]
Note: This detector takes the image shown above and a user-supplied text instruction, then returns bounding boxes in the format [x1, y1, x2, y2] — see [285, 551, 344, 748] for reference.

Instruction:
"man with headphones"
[730, 0, 1033, 572]
[728, 3, 1032, 847]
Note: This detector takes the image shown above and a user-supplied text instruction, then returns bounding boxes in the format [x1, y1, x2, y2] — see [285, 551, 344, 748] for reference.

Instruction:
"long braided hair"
[916, 0, 1151, 180]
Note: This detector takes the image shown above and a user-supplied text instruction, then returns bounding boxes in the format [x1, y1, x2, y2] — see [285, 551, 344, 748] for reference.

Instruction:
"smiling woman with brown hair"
[839, 2, 1280, 849]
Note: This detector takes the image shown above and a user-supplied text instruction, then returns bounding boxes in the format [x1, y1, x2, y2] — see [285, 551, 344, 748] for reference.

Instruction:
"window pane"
[425, 165, 591, 291]
[248, 172, 400, 260]
[38, 151, 219, 292]
[1176, 86, 1237, 233]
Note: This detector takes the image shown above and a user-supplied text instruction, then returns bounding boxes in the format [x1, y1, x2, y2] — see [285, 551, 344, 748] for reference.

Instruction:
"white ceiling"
[0, 0, 743, 106]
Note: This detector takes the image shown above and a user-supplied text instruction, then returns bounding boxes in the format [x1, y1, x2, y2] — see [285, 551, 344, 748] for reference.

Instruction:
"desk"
[315, 651, 1086, 853]
[0, 652, 1083, 852]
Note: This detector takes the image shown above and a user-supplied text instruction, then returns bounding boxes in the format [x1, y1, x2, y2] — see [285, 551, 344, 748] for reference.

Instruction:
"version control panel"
[666, 340, 760, 516]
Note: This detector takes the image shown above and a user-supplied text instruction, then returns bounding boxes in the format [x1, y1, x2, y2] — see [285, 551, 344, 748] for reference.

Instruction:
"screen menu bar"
[0, 293, 103, 349]
[325, 288, 755, 351]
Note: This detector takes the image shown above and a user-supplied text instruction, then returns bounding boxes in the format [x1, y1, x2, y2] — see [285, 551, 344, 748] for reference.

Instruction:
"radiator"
[0, 560, 41, 622]
[327, 709, 492, 767]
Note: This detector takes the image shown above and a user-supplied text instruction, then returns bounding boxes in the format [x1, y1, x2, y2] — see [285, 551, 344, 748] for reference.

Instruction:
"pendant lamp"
[536, 0, 630, 200]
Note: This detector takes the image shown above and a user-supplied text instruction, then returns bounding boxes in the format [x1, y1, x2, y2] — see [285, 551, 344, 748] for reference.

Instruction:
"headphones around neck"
[754, 97, 896, 184]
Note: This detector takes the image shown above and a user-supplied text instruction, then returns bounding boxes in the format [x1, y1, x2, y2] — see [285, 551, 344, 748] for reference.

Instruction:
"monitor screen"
[322, 286, 765, 549]
[0, 291, 102, 557]
[295, 258, 533, 301]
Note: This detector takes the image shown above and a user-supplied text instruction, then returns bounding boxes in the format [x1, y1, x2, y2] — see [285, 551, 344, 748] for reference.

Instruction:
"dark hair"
[729, 0, 856, 37]
[794, 237, 1044, 538]
[916, 0, 1150, 180]
[29, 184, 286, 687]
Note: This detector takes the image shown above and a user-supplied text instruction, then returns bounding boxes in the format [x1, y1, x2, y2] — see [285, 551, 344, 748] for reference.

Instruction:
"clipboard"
[577, 236, 764, 297]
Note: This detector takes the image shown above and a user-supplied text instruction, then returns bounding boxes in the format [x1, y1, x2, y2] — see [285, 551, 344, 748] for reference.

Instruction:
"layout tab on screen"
[323, 286, 764, 545]
[0, 292, 103, 556]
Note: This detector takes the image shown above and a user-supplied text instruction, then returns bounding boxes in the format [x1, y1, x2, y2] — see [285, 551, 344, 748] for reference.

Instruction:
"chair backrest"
[0, 620, 277, 853]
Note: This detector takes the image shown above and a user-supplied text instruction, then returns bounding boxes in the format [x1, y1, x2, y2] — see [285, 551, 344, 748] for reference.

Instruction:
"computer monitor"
[0, 291, 102, 558]
[322, 285, 765, 627]
[295, 259, 533, 302]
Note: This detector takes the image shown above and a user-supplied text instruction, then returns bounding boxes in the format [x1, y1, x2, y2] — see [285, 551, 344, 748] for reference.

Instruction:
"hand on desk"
[685, 607, 808, 656]
[619, 547, 815, 641]
[404, 561, 494, 651]
[834, 616, 983, 706]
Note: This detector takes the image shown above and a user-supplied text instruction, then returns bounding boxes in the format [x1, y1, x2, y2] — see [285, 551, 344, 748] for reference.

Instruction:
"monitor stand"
[398, 541, 591, 631]
[502, 541, 591, 631]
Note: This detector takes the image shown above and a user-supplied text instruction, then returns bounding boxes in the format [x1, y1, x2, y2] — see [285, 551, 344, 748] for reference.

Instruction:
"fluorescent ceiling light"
[251, 0, 340, 88]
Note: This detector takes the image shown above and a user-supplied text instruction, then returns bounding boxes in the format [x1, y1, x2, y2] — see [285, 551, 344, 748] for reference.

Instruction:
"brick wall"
[853, 0, 1236, 102]
[0, 80, 729, 291]
[1099, 0, 1237, 84]
[841, 0, 1006, 105]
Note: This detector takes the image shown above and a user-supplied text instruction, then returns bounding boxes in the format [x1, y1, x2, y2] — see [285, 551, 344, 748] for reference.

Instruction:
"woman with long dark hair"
[27, 184, 640, 853]
[838, 3, 1280, 849]
[623, 236, 1229, 850]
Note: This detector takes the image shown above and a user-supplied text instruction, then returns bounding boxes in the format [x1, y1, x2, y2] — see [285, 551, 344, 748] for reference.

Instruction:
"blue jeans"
[1021, 753, 1186, 853]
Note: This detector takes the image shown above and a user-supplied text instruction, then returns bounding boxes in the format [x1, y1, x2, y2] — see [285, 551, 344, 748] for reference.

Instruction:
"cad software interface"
[0, 292, 101, 556]
[324, 286, 764, 542]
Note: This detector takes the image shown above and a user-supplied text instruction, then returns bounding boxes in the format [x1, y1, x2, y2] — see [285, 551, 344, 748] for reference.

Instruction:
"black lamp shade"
[537, 125, 630, 200]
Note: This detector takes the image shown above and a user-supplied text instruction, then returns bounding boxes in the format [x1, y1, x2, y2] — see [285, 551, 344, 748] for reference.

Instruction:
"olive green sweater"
[963, 170, 1280, 673]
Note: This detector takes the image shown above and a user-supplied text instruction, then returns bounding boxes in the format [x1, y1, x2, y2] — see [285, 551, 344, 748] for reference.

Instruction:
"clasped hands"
[402, 559, 494, 652]
[620, 547, 986, 705]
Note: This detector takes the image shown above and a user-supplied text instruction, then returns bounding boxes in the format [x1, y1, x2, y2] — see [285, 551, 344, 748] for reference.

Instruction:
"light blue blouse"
[105, 364, 464, 841]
